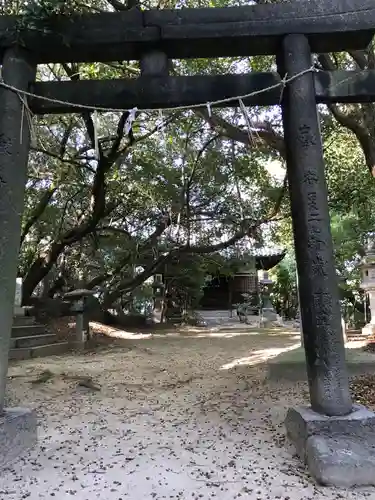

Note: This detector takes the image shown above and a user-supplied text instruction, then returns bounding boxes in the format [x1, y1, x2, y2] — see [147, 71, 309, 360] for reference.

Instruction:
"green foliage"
[9, 0, 375, 315]
[269, 254, 298, 319]
[16, 0, 89, 33]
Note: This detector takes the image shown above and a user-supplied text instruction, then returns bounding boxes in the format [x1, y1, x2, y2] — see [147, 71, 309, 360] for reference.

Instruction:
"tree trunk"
[22, 242, 63, 303]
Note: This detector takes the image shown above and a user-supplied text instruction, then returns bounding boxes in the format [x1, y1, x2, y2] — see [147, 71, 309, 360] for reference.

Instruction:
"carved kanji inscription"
[298, 123, 317, 149]
[306, 191, 320, 218]
[302, 169, 319, 186]
[0, 134, 12, 156]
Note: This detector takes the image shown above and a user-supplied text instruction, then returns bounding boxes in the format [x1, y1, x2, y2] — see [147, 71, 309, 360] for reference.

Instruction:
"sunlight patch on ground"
[4, 324, 374, 500]
[90, 321, 300, 341]
[90, 322, 153, 339]
[177, 329, 300, 339]
[346, 340, 368, 349]
[220, 342, 301, 370]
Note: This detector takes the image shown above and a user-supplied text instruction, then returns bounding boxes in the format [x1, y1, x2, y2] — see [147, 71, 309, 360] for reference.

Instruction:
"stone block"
[29, 342, 70, 358]
[285, 405, 375, 460]
[285, 405, 375, 487]
[12, 315, 35, 327]
[306, 433, 375, 487]
[15, 334, 58, 348]
[0, 407, 37, 469]
[12, 324, 46, 338]
[9, 348, 32, 360]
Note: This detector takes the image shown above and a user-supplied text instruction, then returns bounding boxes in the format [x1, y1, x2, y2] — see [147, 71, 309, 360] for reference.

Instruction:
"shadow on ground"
[3, 325, 375, 499]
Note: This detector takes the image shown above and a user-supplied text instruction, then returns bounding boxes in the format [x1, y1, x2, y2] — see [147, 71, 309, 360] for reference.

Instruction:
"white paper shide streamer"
[93, 110, 100, 159]
[125, 107, 138, 135]
[158, 109, 166, 144]
[238, 98, 255, 146]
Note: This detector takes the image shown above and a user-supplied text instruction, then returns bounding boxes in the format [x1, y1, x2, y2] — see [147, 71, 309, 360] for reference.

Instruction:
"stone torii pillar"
[279, 34, 351, 418]
[0, 47, 37, 467]
[277, 34, 375, 487]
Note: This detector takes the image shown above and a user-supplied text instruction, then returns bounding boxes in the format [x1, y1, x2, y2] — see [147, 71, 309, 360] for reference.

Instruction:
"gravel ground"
[1, 327, 374, 500]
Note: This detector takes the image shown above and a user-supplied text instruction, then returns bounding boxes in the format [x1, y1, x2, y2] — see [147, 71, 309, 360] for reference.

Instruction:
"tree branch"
[106, 0, 128, 10]
[318, 53, 375, 176]
[195, 108, 285, 157]
[106, 0, 139, 10]
[85, 215, 172, 292]
[20, 187, 58, 247]
[108, 112, 130, 161]
[102, 179, 286, 309]
[348, 50, 368, 70]
[97, 226, 132, 238]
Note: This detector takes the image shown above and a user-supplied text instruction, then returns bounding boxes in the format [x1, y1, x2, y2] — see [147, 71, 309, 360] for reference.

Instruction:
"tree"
[269, 254, 298, 319]
[12, 0, 375, 320]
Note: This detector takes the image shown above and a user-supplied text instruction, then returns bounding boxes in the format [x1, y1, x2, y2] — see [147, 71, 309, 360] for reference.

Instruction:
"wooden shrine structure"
[200, 251, 285, 310]
[1, 0, 375, 483]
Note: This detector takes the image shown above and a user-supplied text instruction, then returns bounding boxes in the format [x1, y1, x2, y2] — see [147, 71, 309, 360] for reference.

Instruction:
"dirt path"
[0, 327, 373, 499]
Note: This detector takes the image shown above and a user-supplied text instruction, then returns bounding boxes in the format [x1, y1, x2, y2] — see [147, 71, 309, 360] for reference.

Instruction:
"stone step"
[9, 342, 70, 361]
[12, 334, 59, 349]
[11, 325, 46, 338]
[167, 315, 183, 323]
[13, 316, 36, 327]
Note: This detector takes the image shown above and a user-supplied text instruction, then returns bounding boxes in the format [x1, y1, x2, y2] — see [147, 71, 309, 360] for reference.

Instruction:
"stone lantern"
[360, 236, 375, 336]
[151, 274, 165, 323]
[152, 274, 165, 297]
[259, 270, 279, 323]
[64, 289, 96, 348]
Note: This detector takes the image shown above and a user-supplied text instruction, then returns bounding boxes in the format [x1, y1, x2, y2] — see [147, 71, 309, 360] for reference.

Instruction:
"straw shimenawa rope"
[0, 66, 318, 114]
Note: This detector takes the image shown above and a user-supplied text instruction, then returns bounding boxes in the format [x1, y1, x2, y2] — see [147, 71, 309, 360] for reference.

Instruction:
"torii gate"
[1, 0, 375, 485]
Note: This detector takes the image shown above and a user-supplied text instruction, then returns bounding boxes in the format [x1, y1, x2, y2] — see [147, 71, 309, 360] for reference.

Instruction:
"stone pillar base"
[0, 407, 37, 470]
[151, 310, 163, 323]
[262, 308, 278, 320]
[285, 405, 375, 487]
[260, 309, 282, 327]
